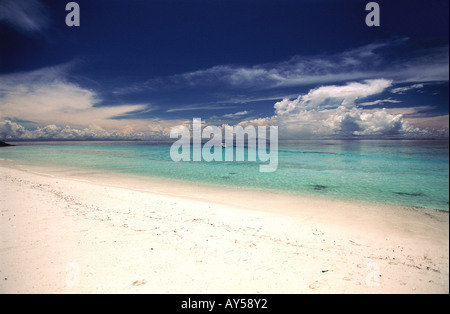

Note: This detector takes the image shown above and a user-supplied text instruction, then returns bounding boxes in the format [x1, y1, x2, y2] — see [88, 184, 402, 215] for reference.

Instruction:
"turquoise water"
[1, 140, 448, 211]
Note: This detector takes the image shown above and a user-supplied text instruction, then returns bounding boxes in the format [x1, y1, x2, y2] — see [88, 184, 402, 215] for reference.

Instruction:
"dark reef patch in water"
[394, 192, 425, 197]
[312, 185, 328, 191]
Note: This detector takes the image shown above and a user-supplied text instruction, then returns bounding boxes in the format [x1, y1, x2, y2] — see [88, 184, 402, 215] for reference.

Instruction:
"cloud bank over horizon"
[1, 74, 447, 140]
[0, 43, 448, 141]
[238, 80, 448, 140]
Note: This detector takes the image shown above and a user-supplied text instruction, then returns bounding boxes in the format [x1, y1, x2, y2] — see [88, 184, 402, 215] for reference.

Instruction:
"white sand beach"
[0, 161, 448, 294]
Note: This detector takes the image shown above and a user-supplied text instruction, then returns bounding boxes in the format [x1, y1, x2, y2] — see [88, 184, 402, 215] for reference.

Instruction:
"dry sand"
[0, 161, 448, 294]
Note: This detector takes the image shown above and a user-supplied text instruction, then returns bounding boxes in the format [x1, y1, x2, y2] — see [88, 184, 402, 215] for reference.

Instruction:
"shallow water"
[1, 140, 448, 211]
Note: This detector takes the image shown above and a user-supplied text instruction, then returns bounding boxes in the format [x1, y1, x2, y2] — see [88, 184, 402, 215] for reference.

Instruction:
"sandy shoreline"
[0, 161, 448, 293]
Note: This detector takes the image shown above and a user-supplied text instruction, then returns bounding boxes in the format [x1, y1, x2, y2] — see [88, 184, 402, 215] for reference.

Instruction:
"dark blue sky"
[0, 0, 449, 139]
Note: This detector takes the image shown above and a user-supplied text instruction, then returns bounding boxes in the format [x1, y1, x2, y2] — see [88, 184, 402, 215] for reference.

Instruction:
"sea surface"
[1, 140, 448, 211]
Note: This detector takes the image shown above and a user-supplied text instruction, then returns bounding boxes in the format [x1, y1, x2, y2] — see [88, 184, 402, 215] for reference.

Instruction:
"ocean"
[1, 140, 448, 211]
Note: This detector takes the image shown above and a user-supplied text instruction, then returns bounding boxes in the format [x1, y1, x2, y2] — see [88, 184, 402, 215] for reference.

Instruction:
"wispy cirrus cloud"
[390, 83, 424, 94]
[357, 98, 403, 107]
[206, 110, 252, 124]
[117, 40, 448, 98]
[159, 42, 394, 90]
[222, 110, 249, 119]
[0, 0, 49, 33]
[166, 104, 238, 113]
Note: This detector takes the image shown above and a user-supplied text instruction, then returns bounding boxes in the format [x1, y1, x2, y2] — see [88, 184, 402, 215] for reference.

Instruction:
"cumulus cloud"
[0, 66, 182, 140]
[329, 107, 404, 137]
[274, 79, 392, 115]
[0, 120, 30, 139]
[239, 80, 448, 139]
[3, 74, 445, 140]
[1, 68, 447, 140]
[0, 118, 187, 141]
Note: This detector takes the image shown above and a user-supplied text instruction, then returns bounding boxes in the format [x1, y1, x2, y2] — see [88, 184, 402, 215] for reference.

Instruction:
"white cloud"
[166, 104, 238, 113]
[1, 43, 448, 141]
[274, 79, 392, 115]
[128, 41, 448, 96]
[239, 80, 448, 139]
[0, 80, 148, 129]
[1, 67, 447, 140]
[0, 118, 190, 140]
[0, 66, 185, 140]
[340, 109, 406, 137]
[222, 110, 249, 118]
[357, 98, 402, 107]
[390, 83, 424, 94]
[0, 120, 31, 139]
